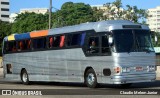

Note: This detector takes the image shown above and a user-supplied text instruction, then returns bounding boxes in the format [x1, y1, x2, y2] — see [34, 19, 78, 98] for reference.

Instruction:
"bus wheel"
[21, 69, 29, 85]
[85, 69, 98, 88]
[120, 83, 132, 88]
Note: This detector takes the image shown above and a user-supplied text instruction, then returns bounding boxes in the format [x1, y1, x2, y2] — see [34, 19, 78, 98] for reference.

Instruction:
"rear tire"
[85, 69, 98, 88]
[21, 69, 29, 85]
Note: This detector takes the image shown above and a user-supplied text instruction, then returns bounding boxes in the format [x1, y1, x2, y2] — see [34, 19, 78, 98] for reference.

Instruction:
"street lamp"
[49, 0, 52, 29]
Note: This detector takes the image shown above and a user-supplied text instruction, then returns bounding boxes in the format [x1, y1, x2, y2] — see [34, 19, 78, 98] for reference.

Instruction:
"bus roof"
[4, 20, 149, 41]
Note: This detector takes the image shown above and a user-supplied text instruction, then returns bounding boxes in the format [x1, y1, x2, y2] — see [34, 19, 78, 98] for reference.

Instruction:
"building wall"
[9, 8, 49, 23]
[91, 4, 124, 20]
[20, 8, 49, 15]
[0, 0, 10, 22]
[147, 6, 160, 32]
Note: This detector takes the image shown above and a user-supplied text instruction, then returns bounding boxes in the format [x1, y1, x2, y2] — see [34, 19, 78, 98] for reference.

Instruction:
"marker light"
[147, 66, 155, 72]
[114, 67, 121, 73]
[122, 67, 130, 73]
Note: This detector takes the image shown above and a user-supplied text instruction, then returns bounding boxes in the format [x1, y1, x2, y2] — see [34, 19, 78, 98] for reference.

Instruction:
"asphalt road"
[0, 80, 160, 98]
[0, 68, 160, 98]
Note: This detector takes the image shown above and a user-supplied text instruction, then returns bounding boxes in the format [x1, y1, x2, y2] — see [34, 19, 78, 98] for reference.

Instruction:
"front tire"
[21, 69, 29, 85]
[85, 69, 98, 88]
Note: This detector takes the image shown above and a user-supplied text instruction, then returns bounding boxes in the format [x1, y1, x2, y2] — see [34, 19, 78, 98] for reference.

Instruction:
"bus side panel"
[3, 48, 114, 84]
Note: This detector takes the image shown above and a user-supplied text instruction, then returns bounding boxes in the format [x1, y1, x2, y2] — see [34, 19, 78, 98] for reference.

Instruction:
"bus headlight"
[147, 66, 155, 72]
[122, 67, 130, 73]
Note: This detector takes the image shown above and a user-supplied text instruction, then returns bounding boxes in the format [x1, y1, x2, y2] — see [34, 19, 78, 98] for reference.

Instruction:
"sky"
[10, 0, 160, 13]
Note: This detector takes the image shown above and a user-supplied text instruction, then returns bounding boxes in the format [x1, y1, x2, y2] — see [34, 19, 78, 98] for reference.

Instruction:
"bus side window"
[49, 37, 54, 48]
[5, 42, 9, 53]
[80, 33, 86, 46]
[27, 39, 31, 49]
[53, 36, 60, 47]
[39, 38, 46, 49]
[17, 41, 24, 51]
[60, 35, 65, 47]
[101, 36, 111, 54]
[66, 33, 85, 47]
[33, 38, 46, 49]
[71, 34, 81, 46]
[8, 41, 16, 52]
[87, 37, 99, 54]
[66, 34, 72, 46]
[32, 39, 37, 49]
[19, 41, 24, 50]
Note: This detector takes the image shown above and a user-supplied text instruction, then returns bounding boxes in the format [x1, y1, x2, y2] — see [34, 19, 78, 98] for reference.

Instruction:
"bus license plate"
[136, 67, 143, 71]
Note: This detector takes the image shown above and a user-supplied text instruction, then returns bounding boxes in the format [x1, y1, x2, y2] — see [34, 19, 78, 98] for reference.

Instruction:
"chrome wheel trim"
[87, 73, 95, 85]
[22, 72, 28, 82]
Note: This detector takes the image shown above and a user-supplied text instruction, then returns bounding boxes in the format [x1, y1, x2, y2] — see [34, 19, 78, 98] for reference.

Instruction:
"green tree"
[92, 7, 104, 21]
[124, 5, 148, 23]
[12, 12, 49, 33]
[112, 0, 123, 19]
[51, 2, 95, 27]
[103, 3, 116, 20]
[0, 20, 12, 56]
[91, 0, 147, 24]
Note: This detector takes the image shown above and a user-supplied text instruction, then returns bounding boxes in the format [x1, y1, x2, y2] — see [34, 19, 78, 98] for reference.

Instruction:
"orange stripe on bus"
[30, 30, 48, 38]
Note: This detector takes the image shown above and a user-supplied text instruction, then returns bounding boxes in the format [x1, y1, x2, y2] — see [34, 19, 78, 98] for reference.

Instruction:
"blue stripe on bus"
[15, 33, 30, 40]
[80, 33, 86, 46]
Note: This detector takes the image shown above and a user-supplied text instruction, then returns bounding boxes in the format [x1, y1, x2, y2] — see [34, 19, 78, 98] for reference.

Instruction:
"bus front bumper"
[111, 73, 156, 84]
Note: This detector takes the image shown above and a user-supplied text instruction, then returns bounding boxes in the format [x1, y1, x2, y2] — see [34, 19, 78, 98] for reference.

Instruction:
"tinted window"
[114, 30, 133, 52]
[53, 36, 61, 47]
[66, 33, 82, 46]
[5, 41, 17, 52]
[101, 36, 110, 53]
[17, 40, 31, 51]
[48, 35, 65, 48]
[33, 38, 46, 49]
[87, 36, 99, 54]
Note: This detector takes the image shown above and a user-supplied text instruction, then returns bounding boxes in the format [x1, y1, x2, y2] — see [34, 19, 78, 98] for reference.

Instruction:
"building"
[0, 0, 10, 22]
[91, 5, 109, 11]
[91, 4, 124, 20]
[9, 8, 49, 23]
[20, 8, 49, 14]
[147, 6, 160, 32]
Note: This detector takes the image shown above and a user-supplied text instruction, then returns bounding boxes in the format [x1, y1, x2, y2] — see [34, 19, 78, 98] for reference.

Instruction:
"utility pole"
[49, 0, 52, 29]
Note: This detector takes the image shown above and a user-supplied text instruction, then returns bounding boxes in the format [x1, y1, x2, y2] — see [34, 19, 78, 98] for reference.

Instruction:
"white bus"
[2, 20, 156, 88]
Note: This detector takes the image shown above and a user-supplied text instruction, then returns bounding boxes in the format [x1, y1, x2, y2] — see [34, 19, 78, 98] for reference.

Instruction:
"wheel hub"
[87, 73, 95, 85]
[22, 73, 28, 82]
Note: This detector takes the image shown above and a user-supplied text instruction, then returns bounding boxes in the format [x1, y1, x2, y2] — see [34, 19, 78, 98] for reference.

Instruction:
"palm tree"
[112, 0, 123, 19]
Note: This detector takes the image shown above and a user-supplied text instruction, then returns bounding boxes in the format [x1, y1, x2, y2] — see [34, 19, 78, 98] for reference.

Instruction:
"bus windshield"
[113, 29, 154, 53]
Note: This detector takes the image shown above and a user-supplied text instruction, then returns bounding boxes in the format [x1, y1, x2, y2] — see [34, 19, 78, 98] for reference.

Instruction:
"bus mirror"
[108, 36, 113, 45]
